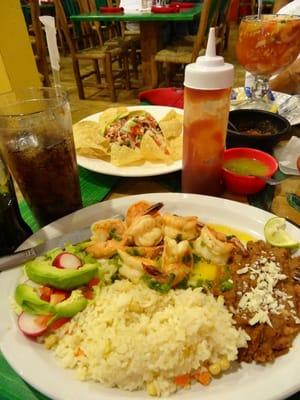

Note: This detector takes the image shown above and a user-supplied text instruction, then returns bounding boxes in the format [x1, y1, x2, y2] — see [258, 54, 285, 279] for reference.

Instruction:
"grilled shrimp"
[125, 215, 163, 247]
[162, 237, 193, 286]
[86, 219, 126, 258]
[193, 225, 235, 265]
[118, 249, 157, 282]
[144, 237, 193, 287]
[125, 201, 163, 227]
[123, 245, 164, 259]
[162, 214, 203, 240]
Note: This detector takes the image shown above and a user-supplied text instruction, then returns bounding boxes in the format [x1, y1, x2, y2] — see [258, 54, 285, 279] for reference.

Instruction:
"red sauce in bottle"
[182, 87, 231, 196]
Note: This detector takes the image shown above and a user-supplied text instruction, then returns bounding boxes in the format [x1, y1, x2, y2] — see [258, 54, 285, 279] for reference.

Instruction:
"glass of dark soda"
[0, 88, 82, 228]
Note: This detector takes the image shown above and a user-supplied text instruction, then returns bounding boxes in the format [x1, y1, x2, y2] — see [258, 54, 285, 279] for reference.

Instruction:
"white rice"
[53, 280, 249, 396]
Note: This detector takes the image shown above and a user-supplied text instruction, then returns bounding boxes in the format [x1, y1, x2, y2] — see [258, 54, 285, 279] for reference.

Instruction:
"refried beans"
[213, 240, 300, 363]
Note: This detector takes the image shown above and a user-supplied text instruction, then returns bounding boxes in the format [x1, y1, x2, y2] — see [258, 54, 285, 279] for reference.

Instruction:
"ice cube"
[14, 131, 39, 151]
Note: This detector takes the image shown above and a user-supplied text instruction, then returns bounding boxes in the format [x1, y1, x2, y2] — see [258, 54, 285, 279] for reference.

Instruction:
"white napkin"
[278, 0, 300, 15]
[275, 136, 300, 175]
[120, 0, 141, 11]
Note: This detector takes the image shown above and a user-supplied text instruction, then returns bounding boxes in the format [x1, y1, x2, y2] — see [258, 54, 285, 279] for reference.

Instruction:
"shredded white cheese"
[237, 256, 298, 327]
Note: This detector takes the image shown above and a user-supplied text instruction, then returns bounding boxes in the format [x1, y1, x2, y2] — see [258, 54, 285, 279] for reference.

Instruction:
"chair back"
[61, 0, 80, 17]
[215, 0, 232, 52]
[191, 0, 212, 61]
[78, 0, 108, 45]
[29, 0, 50, 86]
[192, 0, 232, 61]
[53, 0, 77, 56]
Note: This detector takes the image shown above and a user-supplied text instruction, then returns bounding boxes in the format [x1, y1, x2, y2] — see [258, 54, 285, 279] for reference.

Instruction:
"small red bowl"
[222, 147, 278, 195]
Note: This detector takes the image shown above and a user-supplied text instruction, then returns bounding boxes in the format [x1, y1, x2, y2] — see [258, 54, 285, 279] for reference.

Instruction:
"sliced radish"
[17, 312, 49, 337]
[52, 252, 82, 269]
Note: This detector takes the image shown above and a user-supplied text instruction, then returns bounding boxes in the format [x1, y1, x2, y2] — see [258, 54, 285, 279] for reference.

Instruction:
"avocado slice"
[15, 284, 55, 315]
[55, 290, 88, 318]
[25, 260, 98, 290]
[15, 284, 88, 319]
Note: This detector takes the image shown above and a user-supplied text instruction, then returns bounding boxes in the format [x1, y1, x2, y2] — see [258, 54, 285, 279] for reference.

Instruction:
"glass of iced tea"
[0, 88, 82, 228]
[236, 14, 300, 110]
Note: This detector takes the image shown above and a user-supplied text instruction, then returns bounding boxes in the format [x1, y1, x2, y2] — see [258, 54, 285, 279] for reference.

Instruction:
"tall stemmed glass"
[236, 14, 300, 110]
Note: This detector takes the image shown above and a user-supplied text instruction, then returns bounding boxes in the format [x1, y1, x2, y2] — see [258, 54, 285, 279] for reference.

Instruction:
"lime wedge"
[264, 217, 299, 248]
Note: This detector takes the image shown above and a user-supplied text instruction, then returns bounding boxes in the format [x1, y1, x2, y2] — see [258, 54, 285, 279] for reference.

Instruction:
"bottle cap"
[184, 27, 234, 90]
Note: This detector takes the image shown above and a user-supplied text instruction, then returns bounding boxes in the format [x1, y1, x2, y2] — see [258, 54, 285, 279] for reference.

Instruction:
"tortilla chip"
[160, 110, 178, 122]
[159, 111, 182, 139]
[73, 120, 109, 147]
[160, 119, 182, 140]
[99, 107, 128, 134]
[274, 177, 300, 196]
[110, 143, 142, 166]
[169, 135, 183, 161]
[77, 146, 109, 159]
[140, 132, 171, 163]
[73, 120, 110, 159]
[271, 195, 300, 226]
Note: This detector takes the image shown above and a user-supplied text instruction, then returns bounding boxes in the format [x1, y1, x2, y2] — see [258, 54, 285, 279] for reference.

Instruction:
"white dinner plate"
[0, 193, 300, 400]
[75, 106, 183, 177]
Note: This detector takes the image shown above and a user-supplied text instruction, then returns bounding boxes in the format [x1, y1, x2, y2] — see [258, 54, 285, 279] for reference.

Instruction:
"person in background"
[269, 0, 300, 94]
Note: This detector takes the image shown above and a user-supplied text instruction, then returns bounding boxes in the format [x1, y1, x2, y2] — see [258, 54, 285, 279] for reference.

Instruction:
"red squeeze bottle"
[182, 27, 234, 196]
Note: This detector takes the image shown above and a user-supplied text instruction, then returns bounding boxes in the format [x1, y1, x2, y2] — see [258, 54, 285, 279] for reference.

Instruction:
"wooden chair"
[180, 0, 233, 53]
[28, 0, 51, 86]
[53, 0, 130, 101]
[75, 0, 139, 80]
[105, 0, 140, 79]
[151, 0, 213, 87]
[85, 0, 116, 43]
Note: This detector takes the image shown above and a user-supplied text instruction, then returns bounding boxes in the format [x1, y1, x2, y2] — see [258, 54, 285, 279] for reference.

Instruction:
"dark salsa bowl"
[226, 109, 291, 150]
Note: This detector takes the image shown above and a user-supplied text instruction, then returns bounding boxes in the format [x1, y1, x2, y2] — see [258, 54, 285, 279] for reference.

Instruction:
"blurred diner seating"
[53, 0, 131, 101]
[151, 0, 230, 87]
[86, 0, 140, 80]
[25, 0, 51, 86]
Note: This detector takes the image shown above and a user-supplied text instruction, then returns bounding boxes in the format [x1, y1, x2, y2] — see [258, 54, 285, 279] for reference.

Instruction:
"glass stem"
[251, 75, 270, 100]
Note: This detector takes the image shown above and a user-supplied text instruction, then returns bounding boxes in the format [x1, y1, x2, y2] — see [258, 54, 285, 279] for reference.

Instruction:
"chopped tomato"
[34, 314, 53, 328]
[49, 317, 70, 330]
[39, 286, 53, 302]
[131, 125, 140, 136]
[173, 374, 191, 386]
[82, 288, 94, 300]
[87, 277, 100, 288]
[53, 288, 71, 298]
[263, 20, 278, 35]
[50, 292, 68, 304]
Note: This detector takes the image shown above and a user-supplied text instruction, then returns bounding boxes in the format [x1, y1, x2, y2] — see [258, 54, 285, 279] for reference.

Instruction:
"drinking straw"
[39, 16, 61, 93]
[257, 0, 262, 19]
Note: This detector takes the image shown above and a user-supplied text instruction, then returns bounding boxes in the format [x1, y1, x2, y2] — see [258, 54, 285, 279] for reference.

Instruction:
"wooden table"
[70, 5, 201, 87]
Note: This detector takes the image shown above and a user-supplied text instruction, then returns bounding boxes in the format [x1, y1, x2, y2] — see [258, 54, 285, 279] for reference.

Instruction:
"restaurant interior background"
[0, 0, 254, 123]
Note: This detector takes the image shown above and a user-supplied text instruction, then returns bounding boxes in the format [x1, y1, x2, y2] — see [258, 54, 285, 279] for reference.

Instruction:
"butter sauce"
[189, 225, 256, 285]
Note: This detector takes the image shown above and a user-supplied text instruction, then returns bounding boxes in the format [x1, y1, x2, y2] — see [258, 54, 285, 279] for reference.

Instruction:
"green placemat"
[19, 166, 119, 232]
[0, 354, 49, 400]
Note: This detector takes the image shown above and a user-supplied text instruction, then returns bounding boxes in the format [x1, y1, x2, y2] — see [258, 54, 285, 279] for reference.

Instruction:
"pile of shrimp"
[86, 201, 246, 288]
